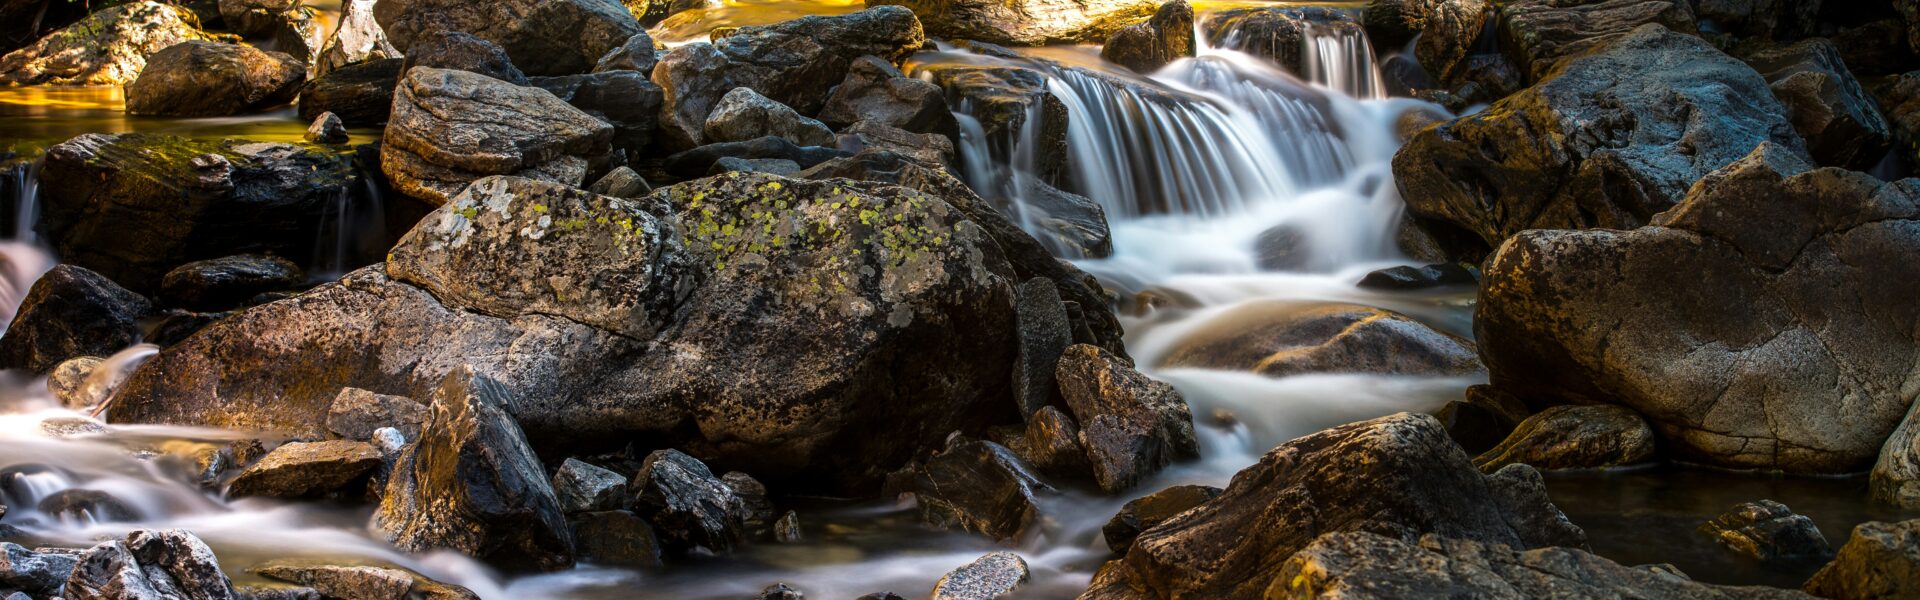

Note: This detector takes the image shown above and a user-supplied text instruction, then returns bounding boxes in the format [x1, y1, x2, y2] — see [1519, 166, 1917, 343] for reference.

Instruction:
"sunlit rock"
[1698, 500, 1834, 570]
[226, 440, 383, 499]
[380, 67, 612, 205]
[1472, 405, 1656, 472]
[1056, 344, 1198, 494]
[1805, 519, 1920, 599]
[373, 0, 641, 76]
[1159, 302, 1482, 379]
[315, 0, 398, 76]
[0, 2, 215, 86]
[869, 0, 1155, 46]
[1101, 0, 1195, 74]
[251, 558, 479, 600]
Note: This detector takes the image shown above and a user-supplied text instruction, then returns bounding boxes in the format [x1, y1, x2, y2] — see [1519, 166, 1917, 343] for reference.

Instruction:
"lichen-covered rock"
[251, 558, 478, 600]
[1101, 0, 1194, 74]
[1698, 500, 1834, 569]
[1472, 405, 1656, 472]
[0, 265, 151, 374]
[553, 458, 628, 514]
[704, 87, 837, 147]
[1476, 144, 1920, 473]
[1395, 24, 1804, 257]
[903, 438, 1056, 542]
[0, 2, 215, 85]
[315, 0, 397, 76]
[399, 31, 529, 85]
[226, 440, 383, 499]
[381, 67, 612, 205]
[125, 41, 305, 117]
[630, 449, 748, 554]
[1805, 519, 1920, 600]
[1160, 302, 1482, 378]
[326, 387, 428, 441]
[931, 552, 1028, 600]
[1102, 485, 1220, 554]
[299, 58, 403, 126]
[160, 254, 304, 311]
[64, 529, 236, 600]
[374, 0, 641, 76]
[375, 366, 574, 571]
[1496, 0, 1697, 82]
[869, 0, 1155, 46]
[1056, 344, 1197, 494]
[1743, 38, 1891, 170]
[1362, 0, 1492, 84]
[818, 56, 956, 139]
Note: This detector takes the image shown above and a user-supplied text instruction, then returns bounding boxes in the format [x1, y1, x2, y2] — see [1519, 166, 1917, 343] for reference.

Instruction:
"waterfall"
[3, 158, 40, 243]
[310, 171, 388, 281]
[1302, 23, 1387, 100]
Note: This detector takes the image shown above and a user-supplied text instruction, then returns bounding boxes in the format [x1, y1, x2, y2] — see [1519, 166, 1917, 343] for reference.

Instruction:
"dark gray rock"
[710, 157, 802, 177]
[160, 254, 304, 311]
[553, 458, 628, 514]
[1698, 500, 1834, 569]
[381, 67, 613, 205]
[374, 0, 641, 76]
[930, 552, 1028, 600]
[902, 438, 1055, 542]
[570, 510, 663, 570]
[593, 32, 659, 75]
[1356, 263, 1476, 291]
[1020, 181, 1111, 259]
[663, 137, 849, 178]
[773, 511, 801, 543]
[1472, 405, 1656, 472]
[1435, 385, 1530, 455]
[703, 87, 835, 147]
[1363, 0, 1493, 84]
[306, 112, 349, 144]
[1102, 485, 1221, 554]
[400, 31, 528, 85]
[227, 440, 384, 499]
[0, 543, 78, 596]
[528, 70, 665, 160]
[325, 387, 428, 441]
[1011, 278, 1071, 417]
[832, 120, 954, 169]
[64, 529, 235, 600]
[0, 265, 151, 374]
[298, 59, 403, 126]
[721, 471, 775, 537]
[1200, 7, 1362, 77]
[1743, 38, 1891, 170]
[818, 56, 956, 139]
[585, 166, 651, 198]
[758, 583, 803, 600]
[1055, 344, 1198, 494]
[1101, 0, 1195, 74]
[124, 41, 305, 117]
[631, 449, 748, 554]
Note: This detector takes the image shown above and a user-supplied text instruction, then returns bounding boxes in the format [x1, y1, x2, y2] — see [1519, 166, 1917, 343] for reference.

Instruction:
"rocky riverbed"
[0, 0, 1918, 598]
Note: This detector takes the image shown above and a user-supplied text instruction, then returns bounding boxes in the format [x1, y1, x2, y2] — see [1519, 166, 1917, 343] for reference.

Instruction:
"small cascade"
[2, 157, 40, 242]
[1302, 23, 1387, 99]
[310, 173, 388, 281]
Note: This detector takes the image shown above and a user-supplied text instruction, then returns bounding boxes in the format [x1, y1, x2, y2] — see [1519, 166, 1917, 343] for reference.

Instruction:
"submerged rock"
[870, 0, 1155, 46]
[374, 0, 641, 76]
[930, 552, 1028, 600]
[0, 2, 215, 85]
[1805, 519, 1920, 599]
[251, 558, 478, 600]
[1743, 38, 1891, 170]
[704, 87, 836, 147]
[1055, 344, 1197, 494]
[160, 254, 305, 312]
[904, 438, 1056, 542]
[1496, 0, 1697, 82]
[1102, 484, 1221, 554]
[0, 265, 151, 374]
[124, 41, 305, 117]
[1159, 302, 1482, 378]
[381, 67, 612, 205]
[1101, 0, 1195, 74]
[1472, 405, 1656, 472]
[298, 58, 403, 126]
[226, 440, 383, 499]
[1698, 500, 1834, 569]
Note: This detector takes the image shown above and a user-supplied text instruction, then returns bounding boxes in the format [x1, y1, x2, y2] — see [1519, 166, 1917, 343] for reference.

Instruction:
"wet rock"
[710, 157, 800, 176]
[1804, 519, 1920, 599]
[125, 41, 305, 117]
[1396, 25, 1803, 257]
[1011, 279, 1072, 417]
[1472, 405, 1656, 472]
[593, 32, 659, 75]
[652, 6, 924, 147]
[219, 0, 300, 37]
[160, 254, 305, 312]
[664, 137, 849, 178]
[315, 0, 397, 76]
[38, 133, 363, 292]
[1101, 0, 1195, 74]
[0, 543, 78, 596]
[325, 388, 427, 441]
[1271, 531, 1812, 599]
[1252, 224, 1310, 271]
[553, 458, 628, 514]
[1496, 0, 1697, 83]
[1356, 263, 1476, 291]
[65, 530, 235, 600]
[226, 440, 383, 499]
[298, 58, 403, 126]
[758, 583, 803, 600]
[570, 510, 663, 570]
[722, 472, 775, 536]
[306, 113, 349, 144]
[872, 0, 1154, 45]
[1435, 385, 1530, 455]
[930, 552, 1028, 600]
[833, 120, 954, 169]
[1199, 7, 1360, 77]
[269, 7, 324, 68]
[818, 56, 956, 139]
[1363, 0, 1493, 84]
[374, 0, 641, 76]
[631, 449, 749, 554]
[1006, 406, 1089, 482]
[915, 64, 1069, 185]
[1698, 500, 1834, 569]
[1055, 344, 1198, 494]
[251, 558, 478, 600]
[1089, 413, 1586, 597]
[1018, 181, 1111, 259]
[904, 438, 1055, 542]
[773, 511, 801, 542]
[381, 67, 613, 205]
[49, 356, 106, 409]
[1743, 38, 1891, 170]
[1102, 485, 1221, 554]
[1160, 302, 1482, 379]
[586, 166, 651, 198]
[400, 31, 528, 85]
[0, 265, 150, 374]
[1476, 144, 1920, 473]
[0, 2, 215, 85]
[376, 366, 574, 571]
[704, 88, 835, 147]
[529, 70, 665, 159]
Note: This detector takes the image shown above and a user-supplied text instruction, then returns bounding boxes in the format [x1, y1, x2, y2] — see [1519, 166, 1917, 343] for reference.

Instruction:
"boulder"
[529, 70, 665, 159]
[1101, 0, 1195, 74]
[652, 6, 924, 148]
[299, 59, 403, 126]
[1086, 413, 1587, 598]
[1395, 24, 1804, 257]
[869, 0, 1155, 46]
[1362, 0, 1493, 84]
[704, 87, 837, 147]
[1270, 531, 1813, 599]
[570, 510, 663, 570]
[159, 254, 304, 311]
[306, 112, 349, 144]
[38, 134, 364, 292]
[1496, 0, 1697, 83]
[1743, 38, 1892, 170]
[1198, 7, 1360, 77]
[0, 543, 78, 596]
[381, 67, 613, 205]
[931, 552, 1028, 600]
[553, 458, 627, 515]
[1804, 519, 1920, 600]
[219, 0, 300, 37]
[399, 31, 528, 85]
[251, 559, 478, 600]
[315, 0, 398, 76]
[1472, 405, 1656, 472]
[226, 440, 384, 499]
[902, 438, 1056, 542]
[125, 41, 305, 117]
[586, 166, 651, 198]
[1055, 344, 1198, 494]
[833, 120, 955, 169]
[1011, 278, 1072, 417]
[818, 56, 957, 139]
[1159, 302, 1482, 378]
[64, 530, 235, 600]
[326, 387, 427, 441]
[1698, 500, 1834, 569]
[373, 0, 641, 76]
[0, 2, 215, 85]
[631, 449, 748, 554]
[1102, 485, 1221, 554]
[1475, 144, 1920, 473]
[0, 265, 151, 374]
[375, 366, 574, 571]
[593, 32, 659, 74]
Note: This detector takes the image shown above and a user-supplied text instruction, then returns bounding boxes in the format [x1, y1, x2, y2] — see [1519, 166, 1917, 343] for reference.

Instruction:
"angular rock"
[400, 31, 528, 85]
[652, 6, 924, 148]
[1877, 384, 1920, 508]
[1497, 0, 1697, 82]
[375, 366, 574, 571]
[0, 543, 78, 596]
[1356, 263, 1476, 291]
[931, 552, 1028, 600]
[870, 0, 1155, 46]
[0, 265, 151, 374]
[586, 166, 651, 198]
[1363, 0, 1493, 84]
[1055, 344, 1197, 494]
[315, 0, 398, 76]
[64, 530, 235, 600]
[1435, 385, 1530, 455]
[1698, 500, 1834, 569]
[298, 58, 403, 126]
[1160, 303, 1481, 378]
[1011, 278, 1071, 417]
[1476, 144, 1920, 472]
[1472, 405, 1656, 472]
[773, 511, 802, 542]
[219, 0, 301, 37]
[0, 2, 215, 85]
[125, 41, 306, 117]
[1101, 0, 1195, 74]
[374, 0, 641, 76]
[833, 120, 954, 169]
[306, 113, 349, 144]
[703, 87, 836, 147]
[381, 67, 613, 205]
[1744, 38, 1892, 170]
[1089, 412, 1586, 598]
[1006, 405, 1089, 482]
[1396, 24, 1804, 257]
[710, 157, 800, 176]
[570, 510, 663, 569]
[269, 7, 324, 68]
[593, 32, 659, 74]
[160, 254, 304, 312]
[759, 583, 804, 600]
[227, 440, 383, 499]
[553, 458, 628, 514]
[1102, 485, 1221, 554]
[905, 438, 1055, 542]
[721, 471, 775, 536]
[529, 70, 664, 159]
[251, 558, 478, 600]
[631, 449, 748, 554]
[1804, 519, 1920, 600]
[326, 387, 427, 441]
[818, 56, 957, 139]
[1017, 182, 1111, 259]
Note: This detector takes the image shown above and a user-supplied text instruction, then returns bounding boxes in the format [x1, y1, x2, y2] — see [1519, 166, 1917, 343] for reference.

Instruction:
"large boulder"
[868, 0, 1156, 46]
[652, 6, 924, 148]
[37, 133, 364, 292]
[1362, 0, 1493, 84]
[380, 67, 613, 205]
[1055, 344, 1198, 494]
[1158, 302, 1482, 378]
[1804, 519, 1920, 600]
[1496, 0, 1697, 83]
[125, 41, 305, 117]
[375, 366, 575, 572]
[315, 0, 398, 76]
[372, 0, 641, 75]
[1394, 24, 1805, 257]
[1475, 144, 1920, 473]
[1471, 405, 1657, 472]
[0, 265, 151, 374]
[298, 58, 404, 125]
[1100, 0, 1195, 74]
[1082, 412, 1586, 598]
[1743, 38, 1892, 171]
[0, 1, 215, 85]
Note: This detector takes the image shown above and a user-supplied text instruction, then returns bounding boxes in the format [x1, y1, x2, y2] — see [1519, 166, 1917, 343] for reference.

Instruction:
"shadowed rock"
[299, 59, 404, 126]
[1698, 500, 1834, 570]
[374, 0, 641, 75]
[1472, 405, 1656, 472]
[0, 265, 151, 374]
[1056, 344, 1197, 494]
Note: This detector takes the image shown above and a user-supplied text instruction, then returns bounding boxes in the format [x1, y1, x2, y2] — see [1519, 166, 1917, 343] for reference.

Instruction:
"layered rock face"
[381, 67, 613, 205]
[868, 0, 1157, 46]
[0, 1, 215, 85]
[1475, 144, 1920, 473]
[373, 0, 642, 75]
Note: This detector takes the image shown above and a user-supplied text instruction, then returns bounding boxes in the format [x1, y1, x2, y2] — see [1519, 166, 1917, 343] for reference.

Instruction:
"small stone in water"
[552, 458, 628, 514]
[226, 440, 383, 499]
[37, 489, 137, 523]
[931, 552, 1029, 600]
[1698, 499, 1835, 568]
[773, 511, 801, 543]
[758, 583, 804, 600]
[47, 356, 104, 409]
[305, 112, 348, 144]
